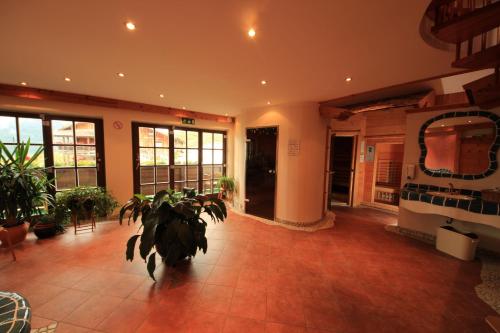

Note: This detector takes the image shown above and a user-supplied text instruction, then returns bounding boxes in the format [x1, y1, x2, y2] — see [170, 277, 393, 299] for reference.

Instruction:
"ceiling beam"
[0, 84, 234, 123]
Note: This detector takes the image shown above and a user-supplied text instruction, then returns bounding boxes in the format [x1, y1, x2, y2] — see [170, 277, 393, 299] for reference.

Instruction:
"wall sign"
[182, 117, 195, 125]
[366, 145, 375, 162]
[113, 121, 123, 130]
[288, 139, 300, 156]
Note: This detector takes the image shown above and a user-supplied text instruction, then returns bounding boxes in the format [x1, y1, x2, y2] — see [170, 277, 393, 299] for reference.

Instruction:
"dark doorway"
[245, 127, 277, 220]
[328, 135, 356, 207]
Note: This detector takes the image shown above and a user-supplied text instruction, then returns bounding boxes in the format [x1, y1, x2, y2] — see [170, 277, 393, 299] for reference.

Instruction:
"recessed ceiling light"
[248, 28, 256, 38]
[345, 77, 352, 82]
[467, 120, 472, 123]
[261, 80, 267, 85]
[159, 94, 164, 98]
[125, 21, 136, 31]
[117, 72, 125, 77]
[64, 77, 71, 82]
[267, 101, 271, 105]
[20, 82, 27, 86]
[182, 106, 186, 110]
[224, 113, 228, 116]
[441, 124, 445, 127]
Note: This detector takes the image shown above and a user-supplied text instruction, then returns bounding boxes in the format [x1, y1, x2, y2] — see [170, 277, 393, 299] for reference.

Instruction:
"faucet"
[448, 183, 455, 194]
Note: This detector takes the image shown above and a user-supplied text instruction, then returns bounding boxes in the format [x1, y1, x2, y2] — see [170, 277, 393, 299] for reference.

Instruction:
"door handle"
[244, 199, 250, 202]
[268, 169, 276, 174]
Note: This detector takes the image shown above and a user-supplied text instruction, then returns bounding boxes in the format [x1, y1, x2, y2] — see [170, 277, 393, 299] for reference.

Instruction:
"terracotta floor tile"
[230, 288, 267, 320]
[207, 266, 241, 287]
[63, 294, 124, 328]
[0, 208, 496, 332]
[266, 292, 305, 326]
[265, 322, 306, 333]
[223, 316, 267, 333]
[97, 299, 152, 333]
[34, 289, 93, 321]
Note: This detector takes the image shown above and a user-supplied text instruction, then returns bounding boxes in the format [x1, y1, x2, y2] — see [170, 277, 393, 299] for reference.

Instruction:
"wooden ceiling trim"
[0, 84, 234, 123]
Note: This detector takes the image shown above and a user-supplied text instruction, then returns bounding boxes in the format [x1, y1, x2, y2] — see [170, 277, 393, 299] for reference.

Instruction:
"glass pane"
[203, 149, 212, 164]
[174, 182, 186, 192]
[203, 180, 212, 194]
[78, 168, 97, 187]
[214, 133, 223, 149]
[213, 165, 223, 178]
[202, 132, 213, 149]
[52, 120, 74, 144]
[75, 122, 95, 145]
[140, 185, 155, 196]
[187, 149, 198, 165]
[174, 130, 186, 148]
[156, 148, 169, 165]
[55, 168, 76, 190]
[187, 131, 199, 148]
[19, 118, 43, 144]
[214, 150, 223, 164]
[140, 167, 155, 184]
[156, 166, 169, 183]
[28, 145, 45, 168]
[53, 146, 75, 167]
[174, 149, 186, 165]
[213, 179, 220, 193]
[140, 148, 155, 166]
[0, 116, 17, 143]
[139, 127, 154, 147]
[203, 166, 212, 179]
[187, 166, 198, 180]
[187, 181, 198, 191]
[155, 128, 169, 147]
[76, 146, 96, 167]
[155, 183, 170, 192]
[174, 166, 186, 181]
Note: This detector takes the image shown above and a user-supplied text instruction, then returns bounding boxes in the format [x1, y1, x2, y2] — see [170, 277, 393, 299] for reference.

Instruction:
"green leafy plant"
[216, 176, 235, 193]
[0, 140, 53, 227]
[119, 189, 227, 280]
[56, 186, 118, 219]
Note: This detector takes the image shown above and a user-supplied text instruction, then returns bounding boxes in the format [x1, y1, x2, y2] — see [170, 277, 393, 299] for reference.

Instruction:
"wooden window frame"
[132, 122, 227, 195]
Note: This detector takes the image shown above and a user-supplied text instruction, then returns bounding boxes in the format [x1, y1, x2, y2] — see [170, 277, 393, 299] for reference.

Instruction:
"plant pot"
[33, 222, 57, 239]
[436, 226, 479, 261]
[0, 222, 29, 248]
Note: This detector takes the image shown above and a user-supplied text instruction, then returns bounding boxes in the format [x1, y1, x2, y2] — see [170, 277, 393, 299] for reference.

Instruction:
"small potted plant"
[216, 176, 235, 201]
[56, 186, 118, 221]
[0, 140, 51, 246]
[32, 202, 69, 239]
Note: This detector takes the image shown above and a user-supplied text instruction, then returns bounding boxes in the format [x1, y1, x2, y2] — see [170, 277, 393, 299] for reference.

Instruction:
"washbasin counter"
[400, 183, 500, 229]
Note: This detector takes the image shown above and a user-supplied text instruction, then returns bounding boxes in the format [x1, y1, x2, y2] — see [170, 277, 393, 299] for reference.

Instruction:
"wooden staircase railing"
[424, 0, 500, 108]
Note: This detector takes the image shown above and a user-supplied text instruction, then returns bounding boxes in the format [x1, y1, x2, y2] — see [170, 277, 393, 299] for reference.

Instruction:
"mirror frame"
[419, 110, 500, 179]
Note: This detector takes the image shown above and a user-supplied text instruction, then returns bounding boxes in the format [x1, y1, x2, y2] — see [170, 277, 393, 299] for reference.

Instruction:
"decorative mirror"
[419, 111, 500, 179]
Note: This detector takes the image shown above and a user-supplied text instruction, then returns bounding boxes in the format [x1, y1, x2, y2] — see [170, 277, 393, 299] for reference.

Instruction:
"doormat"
[476, 254, 500, 314]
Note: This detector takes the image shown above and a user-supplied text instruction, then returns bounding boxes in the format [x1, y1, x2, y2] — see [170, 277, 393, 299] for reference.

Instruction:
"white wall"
[399, 106, 500, 252]
[234, 102, 328, 224]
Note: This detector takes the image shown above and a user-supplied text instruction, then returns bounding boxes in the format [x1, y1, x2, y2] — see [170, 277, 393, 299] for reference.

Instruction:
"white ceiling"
[0, 0, 458, 115]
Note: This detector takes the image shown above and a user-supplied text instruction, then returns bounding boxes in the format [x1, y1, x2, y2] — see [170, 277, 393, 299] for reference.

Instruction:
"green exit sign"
[181, 117, 195, 125]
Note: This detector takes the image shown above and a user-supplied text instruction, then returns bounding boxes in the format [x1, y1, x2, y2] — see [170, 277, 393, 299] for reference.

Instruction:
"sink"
[426, 191, 474, 201]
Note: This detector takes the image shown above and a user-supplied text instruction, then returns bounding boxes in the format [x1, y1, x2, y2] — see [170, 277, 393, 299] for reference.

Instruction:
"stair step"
[432, 2, 500, 43]
[463, 72, 500, 109]
[452, 43, 500, 69]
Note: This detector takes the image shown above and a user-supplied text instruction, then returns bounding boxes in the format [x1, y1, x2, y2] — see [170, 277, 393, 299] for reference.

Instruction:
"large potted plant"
[119, 189, 227, 280]
[0, 140, 51, 246]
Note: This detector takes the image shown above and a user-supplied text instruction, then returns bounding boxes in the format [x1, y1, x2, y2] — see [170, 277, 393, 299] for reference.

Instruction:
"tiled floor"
[0, 207, 496, 333]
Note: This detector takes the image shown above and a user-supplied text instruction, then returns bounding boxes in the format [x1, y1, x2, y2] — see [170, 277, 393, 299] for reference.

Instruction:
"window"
[132, 123, 226, 195]
[0, 111, 106, 193]
[0, 115, 45, 167]
[202, 132, 224, 194]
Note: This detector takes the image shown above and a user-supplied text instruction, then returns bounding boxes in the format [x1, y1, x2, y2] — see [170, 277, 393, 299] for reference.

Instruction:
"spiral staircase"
[423, 0, 500, 109]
